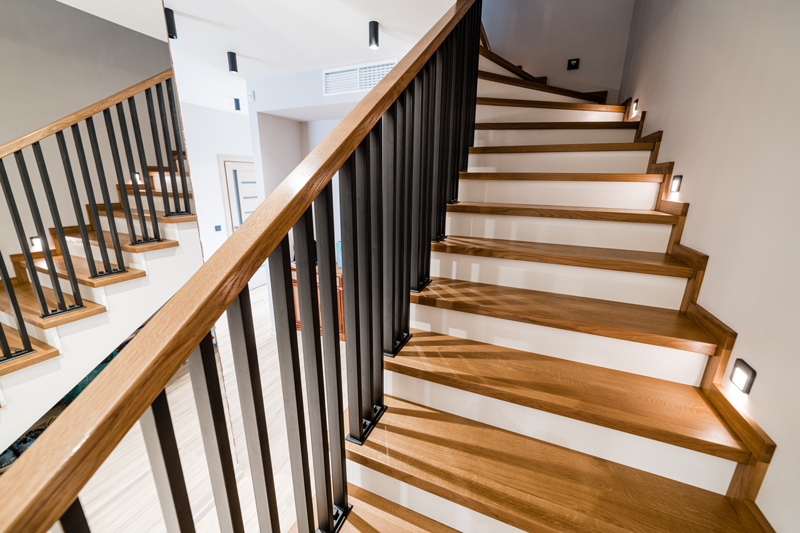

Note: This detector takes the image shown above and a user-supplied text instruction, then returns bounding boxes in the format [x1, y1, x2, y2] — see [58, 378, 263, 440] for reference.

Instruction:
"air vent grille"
[323, 60, 397, 95]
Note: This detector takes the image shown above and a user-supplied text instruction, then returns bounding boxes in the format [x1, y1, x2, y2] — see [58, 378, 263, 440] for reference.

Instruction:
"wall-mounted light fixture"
[670, 174, 683, 193]
[134, 172, 141, 184]
[632, 99, 639, 115]
[369, 21, 380, 50]
[29, 236, 42, 251]
[731, 359, 756, 394]
[234, 98, 241, 111]
[165, 8, 177, 39]
[228, 52, 238, 72]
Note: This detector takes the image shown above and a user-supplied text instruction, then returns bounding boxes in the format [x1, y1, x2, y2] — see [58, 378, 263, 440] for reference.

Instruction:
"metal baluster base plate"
[39, 304, 87, 319]
[410, 277, 432, 293]
[345, 404, 388, 446]
[431, 234, 448, 243]
[383, 331, 413, 358]
[321, 502, 353, 533]
[89, 268, 128, 280]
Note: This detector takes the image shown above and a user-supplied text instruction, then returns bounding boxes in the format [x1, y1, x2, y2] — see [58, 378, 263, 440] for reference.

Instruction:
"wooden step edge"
[89, 203, 197, 224]
[430, 238, 694, 278]
[475, 121, 640, 130]
[478, 70, 607, 104]
[469, 142, 654, 154]
[478, 46, 545, 85]
[386, 339, 749, 463]
[117, 184, 194, 199]
[476, 96, 626, 113]
[410, 280, 718, 355]
[0, 281, 106, 330]
[0, 324, 60, 377]
[58, 226, 180, 254]
[28, 257, 146, 289]
[458, 172, 664, 182]
[288, 483, 459, 533]
[446, 203, 679, 225]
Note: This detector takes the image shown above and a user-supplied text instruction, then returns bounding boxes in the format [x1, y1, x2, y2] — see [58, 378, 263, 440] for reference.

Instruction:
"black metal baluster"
[268, 237, 314, 532]
[166, 79, 191, 214]
[72, 124, 112, 274]
[14, 150, 67, 313]
[145, 87, 172, 217]
[391, 95, 412, 353]
[56, 131, 98, 278]
[354, 139, 373, 429]
[226, 289, 280, 533]
[382, 104, 397, 355]
[32, 142, 83, 307]
[0, 254, 32, 357]
[156, 83, 183, 214]
[431, 47, 447, 242]
[116, 102, 150, 241]
[128, 96, 161, 241]
[86, 117, 126, 272]
[313, 181, 350, 518]
[368, 124, 386, 411]
[188, 334, 245, 533]
[409, 74, 425, 292]
[294, 208, 334, 533]
[60, 498, 91, 533]
[140, 390, 196, 533]
[401, 88, 415, 334]
[339, 153, 364, 444]
[419, 61, 434, 285]
[449, 24, 465, 204]
[103, 109, 137, 246]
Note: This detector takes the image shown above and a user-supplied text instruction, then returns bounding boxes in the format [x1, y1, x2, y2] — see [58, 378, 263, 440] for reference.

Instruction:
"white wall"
[180, 103, 253, 259]
[302, 119, 343, 243]
[481, 0, 635, 104]
[54, 0, 168, 42]
[618, 0, 800, 529]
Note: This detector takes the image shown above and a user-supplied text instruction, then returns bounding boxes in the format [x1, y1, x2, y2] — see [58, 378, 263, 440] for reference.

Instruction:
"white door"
[223, 160, 268, 288]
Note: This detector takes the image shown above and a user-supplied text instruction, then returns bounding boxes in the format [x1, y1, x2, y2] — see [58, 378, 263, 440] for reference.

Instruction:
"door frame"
[217, 154, 255, 237]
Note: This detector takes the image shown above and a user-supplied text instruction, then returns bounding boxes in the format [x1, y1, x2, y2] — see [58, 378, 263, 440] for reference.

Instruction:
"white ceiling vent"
[323, 60, 397, 96]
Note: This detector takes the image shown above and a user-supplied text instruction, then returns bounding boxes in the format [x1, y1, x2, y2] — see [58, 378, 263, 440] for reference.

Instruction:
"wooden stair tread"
[389, 330, 748, 462]
[0, 281, 106, 330]
[347, 396, 747, 533]
[459, 172, 664, 182]
[63, 227, 179, 253]
[30, 256, 146, 288]
[469, 142, 654, 154]
[117, 183, 193, 199]
[478, 71, 606, 104]
[288, 483, 458, 533]
[411, 277, 718, 354]
[0, 324, 60, 377]
[94, 203, 197, 224]
[431, 236, 694, 277]
[475, 121, 640, 130]
[477, 97, 625, 113]
[447, 202, 678, 224]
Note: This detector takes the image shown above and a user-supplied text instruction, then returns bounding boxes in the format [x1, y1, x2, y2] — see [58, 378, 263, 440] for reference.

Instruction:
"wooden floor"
[346, 396, 747, 533]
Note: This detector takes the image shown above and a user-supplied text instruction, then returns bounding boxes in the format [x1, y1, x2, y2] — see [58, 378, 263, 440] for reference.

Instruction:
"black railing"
[0, 253, 33, 361]
[0, 76, 190, 330]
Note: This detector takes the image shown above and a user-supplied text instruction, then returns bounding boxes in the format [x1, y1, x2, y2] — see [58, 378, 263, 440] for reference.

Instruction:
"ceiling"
[165, 0, 455, 113]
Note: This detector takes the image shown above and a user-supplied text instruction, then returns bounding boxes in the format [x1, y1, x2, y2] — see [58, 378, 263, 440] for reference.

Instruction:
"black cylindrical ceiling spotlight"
[369, 21, 379, 50]
[234, 98, 241, 111]
[165, 8, 177, 39]
[228, 51, 238, 72]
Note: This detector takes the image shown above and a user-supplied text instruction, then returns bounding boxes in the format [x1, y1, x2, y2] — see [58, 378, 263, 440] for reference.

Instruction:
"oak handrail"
[0, 1, 476, 531]
[0, 68, 174, 160]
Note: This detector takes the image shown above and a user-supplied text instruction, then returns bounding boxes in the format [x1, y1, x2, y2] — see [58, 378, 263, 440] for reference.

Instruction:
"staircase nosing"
[477, 96, 626, 113]
[458, 172, 665, 182]
[475, 121, 640, 130]
[469, 142, 654, 154]
[446, 202, 679, 225]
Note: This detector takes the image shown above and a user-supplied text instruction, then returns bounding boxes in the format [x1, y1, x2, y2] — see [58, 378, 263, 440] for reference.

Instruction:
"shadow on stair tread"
[431, 236, 693, 277]
[388, 330, 748, 462]
[346, 396, 747, 533]
[411, 277, 717, 355]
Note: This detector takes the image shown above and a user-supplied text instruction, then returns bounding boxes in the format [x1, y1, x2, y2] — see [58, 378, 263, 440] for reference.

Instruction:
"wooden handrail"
[0, 68, 173, 160]
[0, 1, 476, 531]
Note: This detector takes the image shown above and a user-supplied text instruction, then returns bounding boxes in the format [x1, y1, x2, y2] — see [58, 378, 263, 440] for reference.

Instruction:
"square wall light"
[731, 359, 756, 394]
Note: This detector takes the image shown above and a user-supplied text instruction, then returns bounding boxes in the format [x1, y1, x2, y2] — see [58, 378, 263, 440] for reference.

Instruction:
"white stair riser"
[123, 192, 194, 214]
[431, 252, 686, 309]
[65, 240, 143, 270]
[477, 78, 588, 103]
[446, 212, 672, 253]
[458, 180, 659, 209]
[474, 128, 635, 146]
[468, 150, 651, 173]
[348, 461, 525, 533]
[477, 105, 623, 123]
[410, 304, 708, 386]
[478, 55, 523, 79]
[23, 265, 106, 305]
[385, 371, 735, 494]
[93, 216, 184, 244]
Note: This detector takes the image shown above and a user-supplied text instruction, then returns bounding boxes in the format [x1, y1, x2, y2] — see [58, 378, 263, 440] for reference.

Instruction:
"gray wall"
[618, 0, 800, 529]
[481, 0, 635, 104]
[0, 0, 172, 145]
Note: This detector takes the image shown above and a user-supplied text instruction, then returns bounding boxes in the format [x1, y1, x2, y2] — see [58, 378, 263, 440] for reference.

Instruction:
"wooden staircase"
[345, 44, 776, 532]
